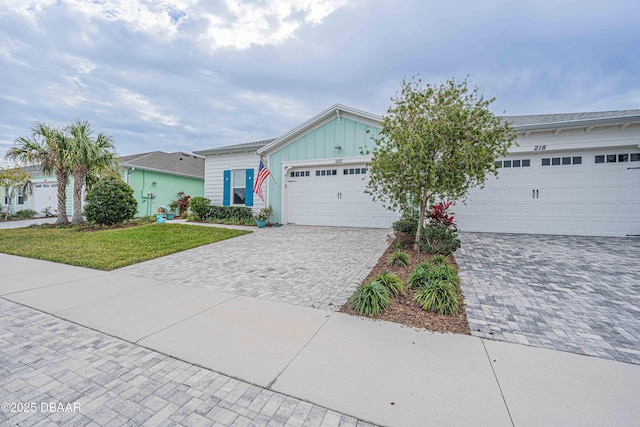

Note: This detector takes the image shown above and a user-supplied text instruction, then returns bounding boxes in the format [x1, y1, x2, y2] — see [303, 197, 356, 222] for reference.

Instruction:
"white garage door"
[32, 182, 58, 214]
[454, 150, 640, 237]
[286, 164, 399, 228]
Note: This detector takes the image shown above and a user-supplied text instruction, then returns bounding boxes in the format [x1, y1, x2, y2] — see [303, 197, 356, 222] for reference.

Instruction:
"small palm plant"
[387, 249, 410, 267]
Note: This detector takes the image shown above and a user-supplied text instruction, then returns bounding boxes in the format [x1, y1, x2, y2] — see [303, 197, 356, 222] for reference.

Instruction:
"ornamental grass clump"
[427, 255, 449, 267]
[350, 280, 391, 318]
[427, 264, 460, 291]
[407, 263, 430, 289]
[414, 280, 461, 315]
[374, 270, 405, 296]
[387, 249, 410, 267]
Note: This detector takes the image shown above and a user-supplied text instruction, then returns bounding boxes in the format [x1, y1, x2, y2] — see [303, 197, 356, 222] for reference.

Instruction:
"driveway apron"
[118, 225, 391, 311]
[456, 232, 640, 364]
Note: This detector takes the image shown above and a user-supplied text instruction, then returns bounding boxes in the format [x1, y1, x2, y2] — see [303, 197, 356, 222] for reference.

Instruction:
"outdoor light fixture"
[335, 144, 342, 150]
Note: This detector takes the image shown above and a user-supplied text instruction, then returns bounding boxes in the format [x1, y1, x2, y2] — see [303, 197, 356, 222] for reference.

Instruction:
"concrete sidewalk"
[2, 254, 639, 426]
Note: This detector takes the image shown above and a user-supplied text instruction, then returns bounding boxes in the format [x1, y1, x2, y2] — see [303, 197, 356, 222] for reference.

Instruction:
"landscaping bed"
[340, 235, 470, 335]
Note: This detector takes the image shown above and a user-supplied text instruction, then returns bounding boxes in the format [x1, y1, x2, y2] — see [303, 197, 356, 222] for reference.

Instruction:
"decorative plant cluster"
[350, 252, 462, 318]
[255, 206, 273, 221]
[393, 202, 461, 256]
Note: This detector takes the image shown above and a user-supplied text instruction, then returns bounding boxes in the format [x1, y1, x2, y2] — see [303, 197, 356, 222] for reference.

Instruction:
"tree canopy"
[0, 167, 33, 220]
[365, 76, 516, 246]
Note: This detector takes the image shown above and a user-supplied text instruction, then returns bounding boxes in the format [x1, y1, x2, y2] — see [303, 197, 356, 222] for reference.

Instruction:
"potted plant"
[167, 200, 179, 220]
[255, 206, 273, 228]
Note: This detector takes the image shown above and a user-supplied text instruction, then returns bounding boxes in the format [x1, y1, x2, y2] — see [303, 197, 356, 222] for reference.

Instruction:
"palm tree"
[6, 122, 71, 225]
[66, 119, 118, 224]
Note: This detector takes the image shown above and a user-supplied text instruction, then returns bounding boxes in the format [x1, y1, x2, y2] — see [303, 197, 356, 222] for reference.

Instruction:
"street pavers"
[0, 299, 372, 427]
[118, 225, 391, 311]
[456, 232, 640, 364]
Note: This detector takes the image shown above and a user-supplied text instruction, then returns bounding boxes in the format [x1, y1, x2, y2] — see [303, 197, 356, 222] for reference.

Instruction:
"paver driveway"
[119, 225, 391, 311]
[456, 233, 640, 364]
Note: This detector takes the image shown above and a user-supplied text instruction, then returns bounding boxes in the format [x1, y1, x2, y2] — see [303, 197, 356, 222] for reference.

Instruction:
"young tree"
[6, 123, 71, 225]
[366, 77, 516, 248]
[0, 167, 33, 220]
[66, 119, 118, 224]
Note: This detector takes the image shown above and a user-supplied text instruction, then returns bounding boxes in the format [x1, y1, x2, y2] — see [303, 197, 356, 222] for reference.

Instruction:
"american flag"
[253, 159, 271, 202]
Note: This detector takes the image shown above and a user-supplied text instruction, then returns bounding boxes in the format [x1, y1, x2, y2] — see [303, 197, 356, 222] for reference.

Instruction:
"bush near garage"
[11, 209, 37, 220]
[206, 206, 254, 223]
[189, 197, 211, 220]
[84, 177, 137, 226]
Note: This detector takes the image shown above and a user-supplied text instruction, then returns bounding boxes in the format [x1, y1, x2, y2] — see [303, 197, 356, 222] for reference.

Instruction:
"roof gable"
[257, 104, 382, 155]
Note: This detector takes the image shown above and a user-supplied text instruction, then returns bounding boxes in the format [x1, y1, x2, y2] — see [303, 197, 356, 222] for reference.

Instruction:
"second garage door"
[454, 150, 640, 236]
[286, 164, 399, 228]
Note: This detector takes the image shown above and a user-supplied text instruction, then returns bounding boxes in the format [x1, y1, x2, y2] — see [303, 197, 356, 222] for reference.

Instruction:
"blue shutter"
[245, 168, 254, 207]
[223, 170, 231, 206]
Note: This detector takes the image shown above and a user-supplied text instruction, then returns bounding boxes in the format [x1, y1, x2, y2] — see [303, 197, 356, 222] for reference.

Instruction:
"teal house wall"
[122, 169, 204, 217]
[266, 115, 380, 223]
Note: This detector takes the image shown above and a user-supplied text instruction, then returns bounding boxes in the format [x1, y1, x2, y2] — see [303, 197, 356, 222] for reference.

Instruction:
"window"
[343, 169, 348, 175]
[503, 160, 511, 168]
[618, 154, 629, 162]
[632, 153, 640, 162]
[542, 158, 551, 166]
[512, 160, 521, 167]
[344, 167, 368, 175]
[522, 159, 531, 167]
[606, 154, 617, 163]
[551, 157, 561, 165]
[562, 157, 571, 165]
[572, 156, 582, 165]
[232, 170, 246, 205]
[495, 161, 502, 168]
[595, 155, 605, 164]
[17, 188, 24, 205]
[317, 171, 322, 176]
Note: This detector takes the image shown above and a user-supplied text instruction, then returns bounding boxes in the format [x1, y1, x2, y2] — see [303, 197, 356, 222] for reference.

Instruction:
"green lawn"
[0, 223, 251, 270]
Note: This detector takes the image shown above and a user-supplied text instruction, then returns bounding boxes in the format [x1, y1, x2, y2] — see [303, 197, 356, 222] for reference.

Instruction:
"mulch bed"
[339, 233, 471, 335]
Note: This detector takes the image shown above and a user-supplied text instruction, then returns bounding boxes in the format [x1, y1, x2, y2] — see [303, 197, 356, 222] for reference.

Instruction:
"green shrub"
[84, 177, 137, 226]
[374, 270, 405, 296]
[190, 196, 210, 219]
[414, 280, 461, 315]
[11, 209, 37, 219]
[207, 206, 253, 222]
[420, 223, 461, 255]
[350, 280, 391, 318]
[393, 218, 418, 237]
[387, 249, 410, 267]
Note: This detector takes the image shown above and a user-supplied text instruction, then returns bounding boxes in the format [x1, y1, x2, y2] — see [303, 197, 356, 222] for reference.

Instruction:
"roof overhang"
[119, 163, 204, 180]
[257, 104, 382, 155]
[512, 114, 640, 135]
[193, 144, 268, 156]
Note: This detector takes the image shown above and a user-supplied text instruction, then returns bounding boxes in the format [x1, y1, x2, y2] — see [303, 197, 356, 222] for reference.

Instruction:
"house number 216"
[534, 145, 547, 151]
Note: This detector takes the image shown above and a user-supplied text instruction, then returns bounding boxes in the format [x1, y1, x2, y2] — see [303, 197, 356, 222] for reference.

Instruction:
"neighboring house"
[1, 165, 70, 216]
[195, 104, 640, 236]
[119, 151, 205, 217]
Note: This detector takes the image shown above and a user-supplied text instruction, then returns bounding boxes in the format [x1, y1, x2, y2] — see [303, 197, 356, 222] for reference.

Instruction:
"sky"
[1, 0, 639, 164]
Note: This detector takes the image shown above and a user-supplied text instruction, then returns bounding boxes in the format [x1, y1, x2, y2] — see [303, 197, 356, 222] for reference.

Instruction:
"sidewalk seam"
[133, 294, 240, 343]
[265, 312, 335, 390]
[482, 339, 515, 427]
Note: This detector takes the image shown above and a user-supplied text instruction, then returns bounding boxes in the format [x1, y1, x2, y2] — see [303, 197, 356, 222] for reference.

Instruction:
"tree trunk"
[414, 192, 429, 251]
[71, 167, 86, 224]
[55, 169, 69, 225]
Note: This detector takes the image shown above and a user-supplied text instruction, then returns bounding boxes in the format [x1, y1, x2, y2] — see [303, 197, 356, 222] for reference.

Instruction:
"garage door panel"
[286, 164, 398, 228]
[455, 150, 640, 236]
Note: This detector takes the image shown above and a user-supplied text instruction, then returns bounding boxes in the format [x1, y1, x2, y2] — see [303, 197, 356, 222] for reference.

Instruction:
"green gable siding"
[267, 117, 380, 223]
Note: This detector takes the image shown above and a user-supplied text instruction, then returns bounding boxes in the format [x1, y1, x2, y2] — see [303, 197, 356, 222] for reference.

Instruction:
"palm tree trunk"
[71, 167, 86, 224]
[55, 169, 69, 225]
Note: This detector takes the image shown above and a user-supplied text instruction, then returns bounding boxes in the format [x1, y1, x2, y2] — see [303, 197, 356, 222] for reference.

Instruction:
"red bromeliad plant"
[176, 192, 191, 214]
[427, 201, 457, 230]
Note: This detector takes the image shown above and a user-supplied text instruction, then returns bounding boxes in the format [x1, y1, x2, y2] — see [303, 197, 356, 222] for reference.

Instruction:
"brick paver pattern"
[119, 225, 391, 311]
[456, 232, 640, 365]
[0, 299, 376, 426]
